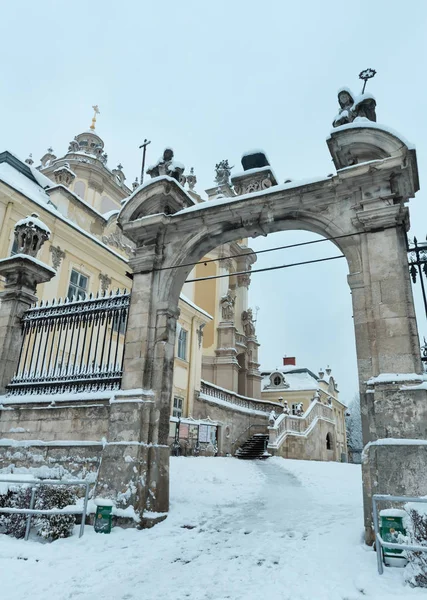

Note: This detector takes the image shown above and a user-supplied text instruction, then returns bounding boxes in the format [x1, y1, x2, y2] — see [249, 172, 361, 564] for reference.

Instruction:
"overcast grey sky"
[1, 0, 427, 402]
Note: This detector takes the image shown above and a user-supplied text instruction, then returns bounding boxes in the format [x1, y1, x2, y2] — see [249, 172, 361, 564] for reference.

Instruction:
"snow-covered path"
[0, 457, 423, 599]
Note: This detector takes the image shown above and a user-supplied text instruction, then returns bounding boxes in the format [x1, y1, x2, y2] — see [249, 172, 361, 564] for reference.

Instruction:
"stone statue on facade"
[146, 148, 186, 186]
[312, 390, 321, 402]
[214, 159, 233, 186]
[282, 400, 290, 415]
[241, 308, 256, 337]
[220, 289, 235, 321]
[332, 87, 376, 128]
[268, 410, 276, 426]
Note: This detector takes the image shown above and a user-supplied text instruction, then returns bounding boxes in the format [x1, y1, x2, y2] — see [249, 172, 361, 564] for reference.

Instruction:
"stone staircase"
[235, 433, 270, 460]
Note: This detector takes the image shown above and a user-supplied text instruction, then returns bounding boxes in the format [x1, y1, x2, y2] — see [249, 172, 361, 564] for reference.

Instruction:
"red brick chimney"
[283, 356, 296, 366]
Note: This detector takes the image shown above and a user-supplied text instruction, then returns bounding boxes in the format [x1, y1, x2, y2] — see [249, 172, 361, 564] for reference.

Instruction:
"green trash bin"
[380, 509, 408, 567]
[94, 499, 113, 534]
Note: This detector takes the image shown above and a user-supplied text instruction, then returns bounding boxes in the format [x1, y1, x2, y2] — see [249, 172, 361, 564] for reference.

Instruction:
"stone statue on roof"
[332, 87, 377, 128]
[215, 159, 233, 185]
[146, 148, 186, 185]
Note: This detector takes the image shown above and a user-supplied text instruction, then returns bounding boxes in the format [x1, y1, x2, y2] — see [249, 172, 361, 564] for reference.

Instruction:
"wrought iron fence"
[408, 236, 427, 370]
[7, 290, 130, 395]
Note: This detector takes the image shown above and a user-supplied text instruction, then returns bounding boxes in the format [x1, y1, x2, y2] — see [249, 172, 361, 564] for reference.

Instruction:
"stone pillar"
[0, 216, 55, 394]
[213, 322, 239, 392]
[95, 245, 178, 523]
[246, 337, 262, 399]
[348, 219, 427, 543]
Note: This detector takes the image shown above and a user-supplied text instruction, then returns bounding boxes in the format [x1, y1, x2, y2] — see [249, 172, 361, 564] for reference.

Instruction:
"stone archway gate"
[95, 123, 426, 543]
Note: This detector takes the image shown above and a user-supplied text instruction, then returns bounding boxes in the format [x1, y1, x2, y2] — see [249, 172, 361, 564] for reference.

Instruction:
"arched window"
[101, 195, 118, 213]
[273, 375, 282, 386]
[74, 181, 86, 199]
[326, 433, 333, 450]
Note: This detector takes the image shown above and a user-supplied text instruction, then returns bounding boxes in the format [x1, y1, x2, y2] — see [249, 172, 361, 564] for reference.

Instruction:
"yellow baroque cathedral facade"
[0, 115, 347, 459]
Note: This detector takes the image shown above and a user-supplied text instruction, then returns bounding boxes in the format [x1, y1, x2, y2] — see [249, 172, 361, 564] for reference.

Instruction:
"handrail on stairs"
[230, 423, 268, 454]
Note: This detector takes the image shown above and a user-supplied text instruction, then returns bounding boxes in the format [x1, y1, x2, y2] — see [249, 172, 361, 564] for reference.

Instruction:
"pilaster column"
[0, 256, 55, 394]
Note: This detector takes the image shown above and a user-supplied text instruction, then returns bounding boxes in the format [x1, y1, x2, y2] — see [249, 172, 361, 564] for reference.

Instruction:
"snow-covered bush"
[0, 487, 32, 538]
[405, 508, 427, 588]
[34, 485, 77, 541]
[0, 484, 77, 541]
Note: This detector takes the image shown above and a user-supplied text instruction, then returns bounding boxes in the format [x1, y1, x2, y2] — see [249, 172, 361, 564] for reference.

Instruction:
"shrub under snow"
[0, 484, 77, 541]
[405, 508, 427, 588]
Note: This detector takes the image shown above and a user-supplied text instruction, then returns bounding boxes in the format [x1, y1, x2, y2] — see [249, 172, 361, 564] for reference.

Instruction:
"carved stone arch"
[97, 123, 426, 545]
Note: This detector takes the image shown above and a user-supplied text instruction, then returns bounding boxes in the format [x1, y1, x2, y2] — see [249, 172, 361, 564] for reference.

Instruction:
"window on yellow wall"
[10, 238, 18, 256]
[173, 396, 183, 418]
[177, 329, 188, 360]
[68, 269, 88, 300]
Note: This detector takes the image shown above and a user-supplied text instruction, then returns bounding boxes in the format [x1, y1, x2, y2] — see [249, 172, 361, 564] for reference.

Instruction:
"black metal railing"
[7, 290, 130, 395]
[408, 236, 427, 370]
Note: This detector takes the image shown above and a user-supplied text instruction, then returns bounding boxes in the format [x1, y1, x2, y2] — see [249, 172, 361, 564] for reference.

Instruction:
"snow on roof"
[0, 253, 56, 274]
[30, 165, 56, 189]
[175, 175, 328, 216]
[241, 149, 269, 159]
[53, 164, 76, 176]
[0, 162, 52, 206]
[328, 120, 415, 150]
[0, 159, 127, 264]
[1, 150, 54, 190]
[232, 165, 277, 180]
[123, 175, 195, 207]
[102, 209, 120, 220]
[261, 368, 319, 392]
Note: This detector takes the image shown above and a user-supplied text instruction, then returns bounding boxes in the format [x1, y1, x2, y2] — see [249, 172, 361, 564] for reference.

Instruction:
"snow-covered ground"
[0, 457, 424, 600]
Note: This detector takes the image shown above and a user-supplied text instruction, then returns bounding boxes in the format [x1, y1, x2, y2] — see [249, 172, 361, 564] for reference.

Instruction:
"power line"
[155, 226, 395, 273]
[185, 254, 345, 283]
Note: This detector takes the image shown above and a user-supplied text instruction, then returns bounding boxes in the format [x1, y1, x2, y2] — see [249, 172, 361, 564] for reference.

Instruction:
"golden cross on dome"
[90, 105, 100, 130]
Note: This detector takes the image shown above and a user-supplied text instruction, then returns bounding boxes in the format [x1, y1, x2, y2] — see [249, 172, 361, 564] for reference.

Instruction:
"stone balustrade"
[235, 333, 246, 347]
[268, 401, 335, 448]
[199, 380, 280, 415]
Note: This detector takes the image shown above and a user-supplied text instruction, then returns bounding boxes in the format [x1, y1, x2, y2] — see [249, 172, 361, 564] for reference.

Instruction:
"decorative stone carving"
[14, 213, 50, 257]
[220, 289, 235, 321]
[53, 162, 76, 187]
[214, 160, 233, 186]
[237, 272, 251, 288]
[25, 154, 34, 166]
[40, 148, 57, 168]
[146, 148, 186, 186]
[102, 229, 135, 256]
[332, 87, 376, 128]
[99, 272, 112, 292]
[282, 400, 290, 415]
[132, 177, 139, 191]
[220, 257, 233, 271]
[49, 245, 66, 270]
[241, 308, 256, 337]
[112, 164, 126, 186]
[68, 139, 80, 152]
[197, 323, 205, 348]
[187, 167, 197, 191]
[232, 170, 277, 196]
